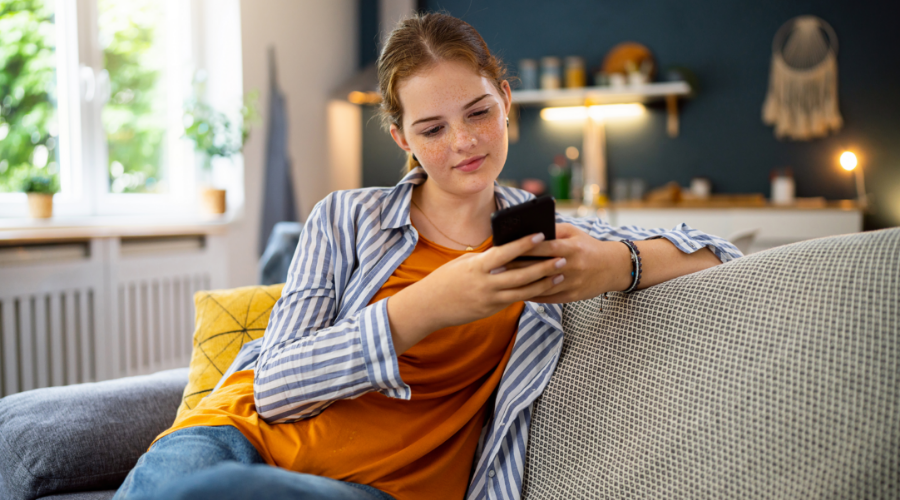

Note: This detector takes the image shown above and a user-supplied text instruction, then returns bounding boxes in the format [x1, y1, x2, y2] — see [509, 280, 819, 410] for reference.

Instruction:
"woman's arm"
[253, 193, 410, 424]
[526, 215, 742, 303]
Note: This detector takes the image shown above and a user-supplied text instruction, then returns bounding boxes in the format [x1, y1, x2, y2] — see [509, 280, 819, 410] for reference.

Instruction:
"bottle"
[548, 154, 570, 200]
[570, 161, 583, 201]
[564, 56, 586, 88]
[540, 57, 561, 90]
[518, 59, 538, 90]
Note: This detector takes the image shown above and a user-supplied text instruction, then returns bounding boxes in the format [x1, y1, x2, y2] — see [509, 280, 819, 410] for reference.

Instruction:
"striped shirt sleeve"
[253, 194, 411, 424]
[556, 212, 743, 263]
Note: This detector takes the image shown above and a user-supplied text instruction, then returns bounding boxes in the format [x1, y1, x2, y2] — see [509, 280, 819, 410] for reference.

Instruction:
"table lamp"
[840, 151, 868, 210]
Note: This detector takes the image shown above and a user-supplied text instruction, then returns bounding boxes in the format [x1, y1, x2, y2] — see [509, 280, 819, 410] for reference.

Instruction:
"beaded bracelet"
[620, 239, 642, 293]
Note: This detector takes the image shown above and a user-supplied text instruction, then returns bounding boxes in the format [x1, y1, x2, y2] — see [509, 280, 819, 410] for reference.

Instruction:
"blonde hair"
[376, 12, 508, 172]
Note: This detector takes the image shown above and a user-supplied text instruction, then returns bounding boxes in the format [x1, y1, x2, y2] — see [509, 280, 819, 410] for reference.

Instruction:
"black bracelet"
[620, 240, 642, 293]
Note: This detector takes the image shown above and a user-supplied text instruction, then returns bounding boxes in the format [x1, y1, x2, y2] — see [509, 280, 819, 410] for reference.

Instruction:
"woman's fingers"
[491, 256, 565, 289]
[482, 232, 546, 271]
[497, 274, 560, 303]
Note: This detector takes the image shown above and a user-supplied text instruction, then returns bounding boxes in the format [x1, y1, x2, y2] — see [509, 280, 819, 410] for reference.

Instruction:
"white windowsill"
[0, 211, 238, 242]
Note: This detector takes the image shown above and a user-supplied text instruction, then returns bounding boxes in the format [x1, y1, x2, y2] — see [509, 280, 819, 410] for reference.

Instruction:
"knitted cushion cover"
[523, 229, 899, 499]
[177, 284, 284, 417]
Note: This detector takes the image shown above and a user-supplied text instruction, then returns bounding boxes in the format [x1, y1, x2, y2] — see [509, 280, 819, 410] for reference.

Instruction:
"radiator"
[0, 234, 227, 397]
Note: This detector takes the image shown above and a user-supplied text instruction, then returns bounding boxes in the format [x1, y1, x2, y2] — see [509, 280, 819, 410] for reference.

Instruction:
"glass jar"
[565, 56, 586, 88]
[540, 56, 561, 90]
[518, 59, 538, 90]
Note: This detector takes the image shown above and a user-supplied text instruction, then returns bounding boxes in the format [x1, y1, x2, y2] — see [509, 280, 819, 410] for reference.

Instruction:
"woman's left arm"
[526, 215, 743, 304]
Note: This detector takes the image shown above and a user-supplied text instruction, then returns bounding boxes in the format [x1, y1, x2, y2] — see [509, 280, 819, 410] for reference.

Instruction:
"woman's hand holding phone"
[386, 232, 565, 355]
[519, 223, 633, 303]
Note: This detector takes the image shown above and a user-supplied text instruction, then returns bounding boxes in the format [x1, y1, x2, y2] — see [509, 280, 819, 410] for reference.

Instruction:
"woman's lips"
[454, 155, 486, 172]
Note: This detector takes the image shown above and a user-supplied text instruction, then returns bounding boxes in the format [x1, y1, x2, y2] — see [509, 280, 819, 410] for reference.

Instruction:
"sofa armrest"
[0, 368, 189, 500]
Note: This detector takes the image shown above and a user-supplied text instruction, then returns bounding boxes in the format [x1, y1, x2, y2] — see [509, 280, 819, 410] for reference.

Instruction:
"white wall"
[228, 0, 358, 287]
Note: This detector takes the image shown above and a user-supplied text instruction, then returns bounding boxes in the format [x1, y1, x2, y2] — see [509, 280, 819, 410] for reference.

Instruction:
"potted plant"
[183, 81, 257, 215]
[22, 173, 59, 219]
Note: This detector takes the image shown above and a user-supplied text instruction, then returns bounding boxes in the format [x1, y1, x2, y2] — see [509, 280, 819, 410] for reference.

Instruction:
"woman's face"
[390, 59, 512, 198]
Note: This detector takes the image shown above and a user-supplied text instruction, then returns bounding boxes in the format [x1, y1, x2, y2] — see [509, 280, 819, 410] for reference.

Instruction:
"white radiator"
[0, 234, 227, 397]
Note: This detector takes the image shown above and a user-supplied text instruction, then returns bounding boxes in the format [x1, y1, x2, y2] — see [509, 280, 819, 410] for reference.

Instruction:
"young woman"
[113, 13, 740, 500]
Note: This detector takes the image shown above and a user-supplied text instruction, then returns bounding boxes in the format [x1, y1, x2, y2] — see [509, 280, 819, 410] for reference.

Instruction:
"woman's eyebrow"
[410, 94, 491, 127]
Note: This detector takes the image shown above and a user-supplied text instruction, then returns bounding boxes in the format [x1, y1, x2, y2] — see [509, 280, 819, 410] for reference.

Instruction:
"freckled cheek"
[411, 136, 452, 167]
[473, 117, 505, 147]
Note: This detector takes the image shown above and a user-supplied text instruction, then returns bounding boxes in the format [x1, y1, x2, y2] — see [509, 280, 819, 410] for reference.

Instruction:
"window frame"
[0, 0, 244, 219]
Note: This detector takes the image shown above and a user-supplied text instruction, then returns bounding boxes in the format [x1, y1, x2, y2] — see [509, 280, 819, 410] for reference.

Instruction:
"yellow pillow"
[176, 283, 285, 417]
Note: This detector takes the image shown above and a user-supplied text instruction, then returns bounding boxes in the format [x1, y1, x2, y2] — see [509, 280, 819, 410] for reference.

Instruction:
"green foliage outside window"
[99, 0, 167, 194]
[0, 0, 57, 193]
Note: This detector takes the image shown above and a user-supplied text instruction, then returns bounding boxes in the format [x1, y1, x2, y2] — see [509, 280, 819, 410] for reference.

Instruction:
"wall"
[231, 0, 358, 287]
[361, 0, 900, 230]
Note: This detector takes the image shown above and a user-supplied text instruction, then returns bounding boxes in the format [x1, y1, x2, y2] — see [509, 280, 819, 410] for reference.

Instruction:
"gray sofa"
[2, 229, 898, 500]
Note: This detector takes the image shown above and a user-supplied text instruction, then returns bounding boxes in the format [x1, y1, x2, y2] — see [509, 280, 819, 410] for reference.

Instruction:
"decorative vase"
[200, 187, 227, 215]
[27, 193, 54, 218]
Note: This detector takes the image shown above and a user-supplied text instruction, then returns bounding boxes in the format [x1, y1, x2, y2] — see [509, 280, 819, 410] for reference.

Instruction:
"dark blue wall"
[360, 0, 900, 229]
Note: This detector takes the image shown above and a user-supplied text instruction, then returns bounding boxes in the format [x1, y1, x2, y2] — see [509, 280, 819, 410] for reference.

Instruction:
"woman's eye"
[471, 108, 489, 118]
[422, 126, 442, 137]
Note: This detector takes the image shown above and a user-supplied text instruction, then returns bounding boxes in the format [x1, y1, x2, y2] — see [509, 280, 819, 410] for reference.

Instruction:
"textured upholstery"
[523, 229, 900, 499]
[0, 368, 188, 500]
[177, 284, 284, 417]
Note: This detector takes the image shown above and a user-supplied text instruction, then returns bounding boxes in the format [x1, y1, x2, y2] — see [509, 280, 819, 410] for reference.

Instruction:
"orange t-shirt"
[154, 231, 524, 500]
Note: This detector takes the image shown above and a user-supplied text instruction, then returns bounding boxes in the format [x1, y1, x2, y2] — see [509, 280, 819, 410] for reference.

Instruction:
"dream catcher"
[762, 16, 842, 140]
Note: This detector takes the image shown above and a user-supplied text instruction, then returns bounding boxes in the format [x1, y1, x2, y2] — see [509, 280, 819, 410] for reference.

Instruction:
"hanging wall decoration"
[762, 16, 842, 140]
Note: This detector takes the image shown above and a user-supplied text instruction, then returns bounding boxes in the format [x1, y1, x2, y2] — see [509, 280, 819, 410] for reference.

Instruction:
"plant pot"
[200, 188, 227, 215]
[27, 193, 54, 218]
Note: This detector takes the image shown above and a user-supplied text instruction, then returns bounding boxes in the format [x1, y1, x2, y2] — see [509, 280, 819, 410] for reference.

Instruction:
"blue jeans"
[113, 425, 395, 500]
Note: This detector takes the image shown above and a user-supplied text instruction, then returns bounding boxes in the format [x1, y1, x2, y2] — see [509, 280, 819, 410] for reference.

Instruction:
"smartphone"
[491, 196, 556, 261]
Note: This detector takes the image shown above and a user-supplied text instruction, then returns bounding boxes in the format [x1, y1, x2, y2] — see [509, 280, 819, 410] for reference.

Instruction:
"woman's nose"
[451, 125, 478, 152]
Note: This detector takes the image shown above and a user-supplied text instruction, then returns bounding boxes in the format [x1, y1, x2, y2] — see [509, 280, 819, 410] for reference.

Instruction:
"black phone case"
[491, 196, 556, 260]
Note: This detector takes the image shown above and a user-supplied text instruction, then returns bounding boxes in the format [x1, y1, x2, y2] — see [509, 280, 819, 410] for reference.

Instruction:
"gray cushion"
[0, 368, 189, 500]
[523, 229, 900, 499]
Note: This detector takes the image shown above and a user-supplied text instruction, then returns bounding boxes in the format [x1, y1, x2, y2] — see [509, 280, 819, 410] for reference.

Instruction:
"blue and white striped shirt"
[222, 167, 742, 500]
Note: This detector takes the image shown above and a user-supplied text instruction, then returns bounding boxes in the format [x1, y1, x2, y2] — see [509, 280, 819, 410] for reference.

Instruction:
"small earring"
[412, 154, 418, 163]
[506, 117, 510, 127]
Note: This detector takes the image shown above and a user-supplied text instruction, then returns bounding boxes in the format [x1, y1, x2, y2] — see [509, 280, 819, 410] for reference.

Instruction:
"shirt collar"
[379, 166, 516, 230]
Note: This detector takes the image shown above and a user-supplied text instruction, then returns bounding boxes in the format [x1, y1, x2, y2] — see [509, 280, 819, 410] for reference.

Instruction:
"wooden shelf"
[508, 82, 693, 201]
[511, 81, 691, 106]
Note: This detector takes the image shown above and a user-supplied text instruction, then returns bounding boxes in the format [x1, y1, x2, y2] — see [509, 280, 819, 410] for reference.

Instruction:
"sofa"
[1, 228, 897, 499]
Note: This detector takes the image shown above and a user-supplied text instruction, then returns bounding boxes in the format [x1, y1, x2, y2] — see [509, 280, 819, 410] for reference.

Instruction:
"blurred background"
[0, 0, 897, 394]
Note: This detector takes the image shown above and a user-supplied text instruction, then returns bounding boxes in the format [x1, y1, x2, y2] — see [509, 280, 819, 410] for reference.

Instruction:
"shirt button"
[488, 470, 495, 478]
[536, 306, 545, 315]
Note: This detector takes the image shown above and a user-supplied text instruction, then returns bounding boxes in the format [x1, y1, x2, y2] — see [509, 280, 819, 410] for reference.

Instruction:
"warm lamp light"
[840, 150, 868, 210]
[541, 103, 645, 208]
[840, 151, 858, 171]
[540, 103, 645, 121]
[347, 91, 381, 105]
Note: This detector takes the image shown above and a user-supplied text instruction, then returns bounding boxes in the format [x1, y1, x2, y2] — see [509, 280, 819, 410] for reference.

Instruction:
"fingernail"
[531, 233, 545, 244]
[490, 266, 506, 275]
[555, 258, 566, 269]
[553, 274, 565, 285]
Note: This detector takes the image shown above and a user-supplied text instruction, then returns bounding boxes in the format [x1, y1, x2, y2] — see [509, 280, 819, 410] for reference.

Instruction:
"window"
[0, 0, 243, 218]
[0, 0, 58, 194]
